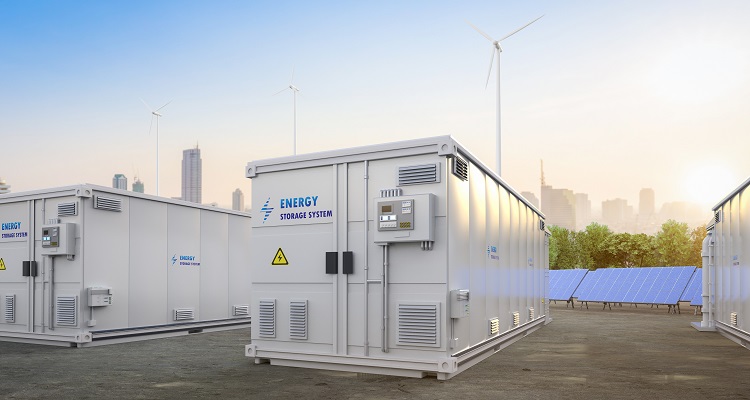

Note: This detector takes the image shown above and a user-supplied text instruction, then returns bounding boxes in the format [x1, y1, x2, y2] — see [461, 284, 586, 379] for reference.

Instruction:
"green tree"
[548, 225, 579, 269]
[577, 223, 613, 269]
[655, 220, 692, 266]
[688, 224, 707, 268]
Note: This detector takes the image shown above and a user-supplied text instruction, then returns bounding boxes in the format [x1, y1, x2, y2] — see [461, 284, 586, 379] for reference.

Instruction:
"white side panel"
[0, 200, 31, 332]
[485, 175, 500, 335]
[741, 187, 750, 332]
[199, 210, 229, 320]
[167, 205, 201, 320]
[468, 163, 487, 345]
[447, 159, 470, 351]
[83, 192, 130, 329]
[228, 214, 252, 315]
[128, 199, 168, 326]
[499, 187, 512, 330]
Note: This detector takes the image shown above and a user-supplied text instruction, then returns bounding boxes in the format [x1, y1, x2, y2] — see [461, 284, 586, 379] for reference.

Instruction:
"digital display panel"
[382, 205, 392, 213]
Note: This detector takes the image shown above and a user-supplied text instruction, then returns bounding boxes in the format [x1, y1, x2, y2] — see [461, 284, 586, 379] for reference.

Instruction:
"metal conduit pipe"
[49, 256, 55, 331]
[363, 161, 370, 356]
[701, 232, 711, 327]
[382, 244, 390, 353]
[708, 231, 714, 328]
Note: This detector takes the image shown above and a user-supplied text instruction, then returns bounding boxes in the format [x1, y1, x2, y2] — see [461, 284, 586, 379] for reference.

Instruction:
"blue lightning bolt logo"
[260, 197, 274, 223]
[171, 254, 177, 265]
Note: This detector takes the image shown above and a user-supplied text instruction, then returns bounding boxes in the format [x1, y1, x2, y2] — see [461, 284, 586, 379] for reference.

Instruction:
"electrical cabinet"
[87, 287, 112, 307]
[373, 194, 436, 243]
[40, 223, 76, 256]
[450, 289, 470, 318]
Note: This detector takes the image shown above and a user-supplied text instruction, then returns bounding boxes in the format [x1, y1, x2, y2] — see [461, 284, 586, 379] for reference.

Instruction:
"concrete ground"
[2, 303, 750, 400]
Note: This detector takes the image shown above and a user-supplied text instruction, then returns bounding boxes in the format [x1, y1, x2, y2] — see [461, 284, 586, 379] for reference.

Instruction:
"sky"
[2, 0, 749, 212]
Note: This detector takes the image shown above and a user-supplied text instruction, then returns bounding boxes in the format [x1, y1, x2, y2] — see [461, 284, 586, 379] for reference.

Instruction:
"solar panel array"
[549, 269, 588, 301]
[684, 269, 703, 306]
[573, 266, 696, 305]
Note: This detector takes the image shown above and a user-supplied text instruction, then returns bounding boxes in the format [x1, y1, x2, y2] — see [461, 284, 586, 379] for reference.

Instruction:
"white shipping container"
[0, 184, 251, 347]
[695, 176, 750, 350]
[244, 136, 550, 379]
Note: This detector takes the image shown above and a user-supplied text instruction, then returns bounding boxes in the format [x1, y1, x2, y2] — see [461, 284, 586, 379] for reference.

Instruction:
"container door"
[0, 201, 34, 333]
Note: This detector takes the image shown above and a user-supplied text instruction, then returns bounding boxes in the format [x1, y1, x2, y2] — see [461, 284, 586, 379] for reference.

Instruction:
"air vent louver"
[452, 156, 468, 181]
[93, 195, 122, 212]
[489, 317, 500, 335]
[731, 312, 738, 326]
[397, 303, 440, 347]
[539, 220, 546, 231]
[173, 308, 195, 321]
[232, 304, 250, 317]
[398, 164, 439, 186]
[58, 202, 78, 217]
[258, 299, 276, 338]
[289, 300, 308, 340]
[715, 210, 722, 223]
[529, 307, 535, 321]
[379, 188, 403, 198]
[512, 311, 520, 328]
[56, 296, 77, 326]
[4, 295, 15, 323]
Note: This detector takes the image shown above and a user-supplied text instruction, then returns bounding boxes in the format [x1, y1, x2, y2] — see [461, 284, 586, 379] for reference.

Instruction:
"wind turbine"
[140, 98, 172, 196]
[274, 68, 301, 155]
[466, 15, 543, 177]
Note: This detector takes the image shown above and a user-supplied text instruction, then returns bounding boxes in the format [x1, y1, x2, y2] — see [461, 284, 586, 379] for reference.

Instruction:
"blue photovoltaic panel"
[690, 290, 703, 306]
[682, 269, 702, 302]
[549, 269, 589, 301]
[575, 266, 696, 305]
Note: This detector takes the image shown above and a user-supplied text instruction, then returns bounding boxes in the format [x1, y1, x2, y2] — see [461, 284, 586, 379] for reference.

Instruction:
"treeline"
[549, 220, 706, 270]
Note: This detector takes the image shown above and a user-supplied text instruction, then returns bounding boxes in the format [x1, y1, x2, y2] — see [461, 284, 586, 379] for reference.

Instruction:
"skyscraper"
[0, 177, 10, 194]
[112, 174, 127, 190]
[639, 188, 655, 217]
[520, 191, 539, 209]
[232, 188, 244, 211]
[181, 145, 202, 203]
[132, 177, 145, 193]
[575, 193, 592, 230]
[541, 184, 577, 231]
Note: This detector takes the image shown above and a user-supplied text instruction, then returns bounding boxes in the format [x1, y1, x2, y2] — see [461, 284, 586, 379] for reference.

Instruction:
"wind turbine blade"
[140, 98, 153, 112]
[498, 14, 544, 42]
[485, 47, 495, 89]
[155, 99, 173, 112]
[148, 115, 154, 136]
[465, 19, 495, 42]
[272, 87, 289, 96]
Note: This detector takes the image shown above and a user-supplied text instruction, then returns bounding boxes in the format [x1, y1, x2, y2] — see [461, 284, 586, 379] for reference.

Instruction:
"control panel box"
[373, 194, 435, 243]
[41, 223, 76, 256]
[450, 289, 470, 318]
[87, 287, 113, 307]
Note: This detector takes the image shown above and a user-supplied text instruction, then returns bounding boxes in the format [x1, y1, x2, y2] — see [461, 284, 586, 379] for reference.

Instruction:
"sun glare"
[683, 165, 737, 206]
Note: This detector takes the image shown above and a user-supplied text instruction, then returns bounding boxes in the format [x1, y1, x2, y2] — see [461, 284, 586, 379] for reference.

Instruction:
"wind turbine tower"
[141, 99, 172, 196]
[274, 69, 301, 155]
[467, 15, 543, 177]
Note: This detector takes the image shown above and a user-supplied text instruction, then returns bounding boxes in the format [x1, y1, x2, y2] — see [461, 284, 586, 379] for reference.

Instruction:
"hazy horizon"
[3, 1, 749, 211]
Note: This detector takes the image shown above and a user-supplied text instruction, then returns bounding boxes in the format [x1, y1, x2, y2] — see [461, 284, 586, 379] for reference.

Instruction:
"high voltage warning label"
[272, 248, 289, 266]
[0, 258, 5, 270]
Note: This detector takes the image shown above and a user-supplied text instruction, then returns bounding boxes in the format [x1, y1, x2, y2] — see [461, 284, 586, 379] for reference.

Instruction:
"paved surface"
[2, 303, 750, 399]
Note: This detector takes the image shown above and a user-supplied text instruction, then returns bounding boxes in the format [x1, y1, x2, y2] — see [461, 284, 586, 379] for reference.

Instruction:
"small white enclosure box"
[0, 185, 251, 347]
[244, 136, 550, 379]
[695, 176, 750, 349]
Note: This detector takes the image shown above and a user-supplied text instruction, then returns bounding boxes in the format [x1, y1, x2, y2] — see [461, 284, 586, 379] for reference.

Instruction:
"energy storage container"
[695, 176, 750, 349]
[244, 136, 549, 379]
[0, 184, 251, 347]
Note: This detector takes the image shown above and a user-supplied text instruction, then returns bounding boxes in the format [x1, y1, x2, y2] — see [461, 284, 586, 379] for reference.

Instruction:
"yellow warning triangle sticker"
[271, 248, 289, 266]
[0, 258, 5, 270]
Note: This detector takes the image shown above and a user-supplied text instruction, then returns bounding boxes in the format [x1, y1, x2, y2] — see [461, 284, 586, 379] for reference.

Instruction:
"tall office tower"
[602, 198, 633, 228]
[113, 174, 128, 190]
[575, 193, 592, 230]
[0, 177, 10, 194]
[520, 191, 539, 209]
[181, 145, 202, 203]
[232, 188, 245, 211]
[132, 177, 145, 193]
[639, 188, 655, 217]
[541, 184, 577, 231]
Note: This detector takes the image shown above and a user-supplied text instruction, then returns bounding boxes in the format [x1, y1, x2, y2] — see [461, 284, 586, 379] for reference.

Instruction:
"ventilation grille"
[715, 210, 722, 223]
[529, 307, 535, 321]
[56, 296, 77, 326]
[232, 304, 250, 317]
[488, 317, 500, 335]
[452, 156, 468, 181]
[289, 300, 308, 340]
[539, 220, 546, 231]
[93, 195, 122, 212]
[398, 164, 439, 186]
[380, 188, 403, 198]
[512, 311, 520, 328]
[4, 295, 15, 323]
[730, 312, 738, 326]
[397, 303, 440, 347]
[258, 299, 276, 338]
[173, 308, 195, 321]
[58, 202, 78, 217]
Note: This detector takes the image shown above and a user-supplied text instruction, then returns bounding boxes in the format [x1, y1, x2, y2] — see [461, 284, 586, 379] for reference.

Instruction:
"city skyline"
[2, 1, 749, 209]
[181, 146, 202, 204]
